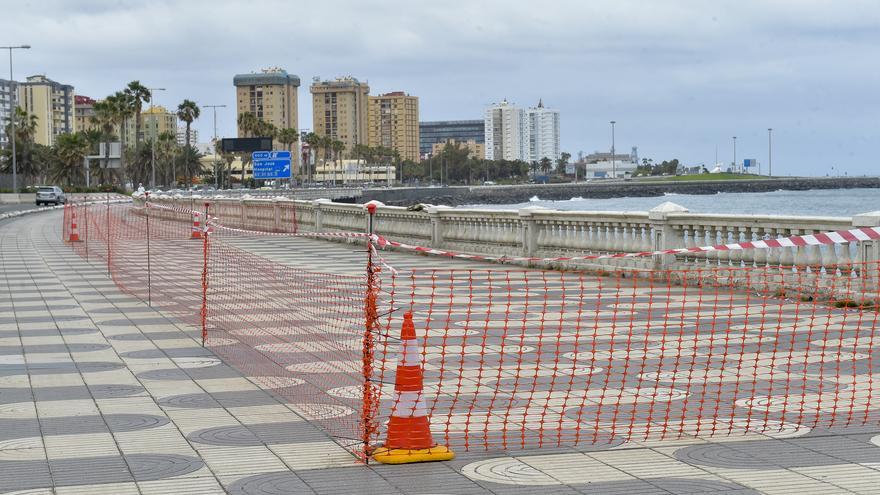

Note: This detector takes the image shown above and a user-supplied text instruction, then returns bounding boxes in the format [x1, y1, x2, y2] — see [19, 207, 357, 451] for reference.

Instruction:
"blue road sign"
[252, 151, 292, 179]
[743, 158, 756, 168]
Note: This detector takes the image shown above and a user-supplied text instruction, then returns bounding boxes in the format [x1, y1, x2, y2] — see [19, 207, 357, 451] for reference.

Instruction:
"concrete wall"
[0, 193, 36, 204]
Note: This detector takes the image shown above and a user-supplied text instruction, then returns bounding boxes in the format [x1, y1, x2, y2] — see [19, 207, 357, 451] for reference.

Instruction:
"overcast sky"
[3, 0, 879, 175]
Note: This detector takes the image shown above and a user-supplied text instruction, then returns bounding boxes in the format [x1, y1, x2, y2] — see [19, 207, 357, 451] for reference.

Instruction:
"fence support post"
[145, 192, 151, 307]
[201, 202, 210, 346]
[106, 193, 111, 275]
[853, 211, 880, 290]
[362, 202, 379, 463]
[240, 200, 248, 228]
[649, 202, 688, 269]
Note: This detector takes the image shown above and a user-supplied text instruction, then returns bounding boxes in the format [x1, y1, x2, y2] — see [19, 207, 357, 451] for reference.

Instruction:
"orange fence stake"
[372, 312, 454, 464]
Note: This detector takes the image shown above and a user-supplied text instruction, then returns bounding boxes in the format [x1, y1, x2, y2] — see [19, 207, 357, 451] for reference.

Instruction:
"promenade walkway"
[4, 209, 880, 494]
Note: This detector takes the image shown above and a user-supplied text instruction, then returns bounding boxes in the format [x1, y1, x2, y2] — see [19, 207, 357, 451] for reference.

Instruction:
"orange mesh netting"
[62, 199, 880, 459]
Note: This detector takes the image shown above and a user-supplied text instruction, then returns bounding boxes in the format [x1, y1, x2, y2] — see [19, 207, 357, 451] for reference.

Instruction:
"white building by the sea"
[484, 99, 560, 163]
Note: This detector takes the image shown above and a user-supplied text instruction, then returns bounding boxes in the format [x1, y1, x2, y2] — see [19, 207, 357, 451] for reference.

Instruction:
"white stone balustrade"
[138, 197, 879, 279]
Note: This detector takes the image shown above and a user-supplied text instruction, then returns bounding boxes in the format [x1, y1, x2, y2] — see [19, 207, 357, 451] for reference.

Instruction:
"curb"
[0, 199, 133, 224]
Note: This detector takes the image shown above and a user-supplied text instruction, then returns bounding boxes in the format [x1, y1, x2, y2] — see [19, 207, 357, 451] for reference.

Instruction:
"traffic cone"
[191, 211, 202, 239]
[372, 312, 454, 464]
[68, 206, 81, 242]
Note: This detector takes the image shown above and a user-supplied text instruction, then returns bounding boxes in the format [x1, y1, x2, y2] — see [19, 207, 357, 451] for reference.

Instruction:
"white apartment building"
[0, 79, 16, 148]
[177, 126, 198, 147]
[484, 99, 527, 161]
[526, 99, 560, 162]
[485, 99, 561, 163]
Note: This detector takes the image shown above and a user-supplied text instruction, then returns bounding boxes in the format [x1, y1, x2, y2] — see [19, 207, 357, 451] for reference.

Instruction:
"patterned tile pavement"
[3, 210, 880, 494]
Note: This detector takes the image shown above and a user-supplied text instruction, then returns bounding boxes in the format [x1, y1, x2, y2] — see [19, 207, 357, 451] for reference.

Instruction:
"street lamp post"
[202, 104, 226, 189]
[2, 45, 30, 193]
[768, 128, 773, 177]
[610, 120, 616, 179]
[732, 136, 737, 173]
[148, 87, 166, 189]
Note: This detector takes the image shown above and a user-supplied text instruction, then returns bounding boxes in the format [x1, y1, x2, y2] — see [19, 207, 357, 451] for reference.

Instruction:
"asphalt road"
[0, 203, 42, 215]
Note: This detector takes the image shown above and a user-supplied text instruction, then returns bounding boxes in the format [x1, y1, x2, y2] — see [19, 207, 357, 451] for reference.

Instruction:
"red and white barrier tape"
[369, 226, 880, 264]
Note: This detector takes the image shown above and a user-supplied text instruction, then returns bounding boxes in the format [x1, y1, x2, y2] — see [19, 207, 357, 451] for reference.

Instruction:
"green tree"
[176, 99, 200, 188]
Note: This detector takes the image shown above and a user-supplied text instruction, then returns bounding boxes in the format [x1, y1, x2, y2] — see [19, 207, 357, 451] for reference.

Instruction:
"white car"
[35, 186, 67, 206]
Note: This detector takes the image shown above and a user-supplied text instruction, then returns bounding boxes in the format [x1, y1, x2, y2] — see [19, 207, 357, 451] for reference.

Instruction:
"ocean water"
[465, 187, 880, 217]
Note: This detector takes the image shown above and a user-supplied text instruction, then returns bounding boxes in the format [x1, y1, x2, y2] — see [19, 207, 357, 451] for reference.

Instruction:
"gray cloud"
[3, 0, 879, 174]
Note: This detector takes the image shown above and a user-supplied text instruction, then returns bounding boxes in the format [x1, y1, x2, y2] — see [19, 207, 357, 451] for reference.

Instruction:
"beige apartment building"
[311, 76, 369, 154]
[431, 139, 485, 160]
[233, 67, 300, 138]
[367, 91, 419, 163]
[17, 74, 75, 146]
[142, 105, 177, 141]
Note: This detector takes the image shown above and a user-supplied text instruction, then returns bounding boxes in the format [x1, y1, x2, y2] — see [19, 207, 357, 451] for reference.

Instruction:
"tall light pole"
[610, 120, 616, 178]
[732, 136, 737, 173]
[202, 104, 226, 189]
[2, 45, 30, 193]
[767, 128, 773, 177]
[148, 87, 166, 189]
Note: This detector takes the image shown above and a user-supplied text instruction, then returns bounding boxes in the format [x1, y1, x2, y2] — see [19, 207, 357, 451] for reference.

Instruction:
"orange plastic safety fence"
[375, 263, 880, 451]
[65, 201, 375, 457]
[62, 201, 880, 458]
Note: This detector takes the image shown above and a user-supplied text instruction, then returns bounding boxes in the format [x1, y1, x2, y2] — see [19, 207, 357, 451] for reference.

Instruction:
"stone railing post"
[240, 200, 248, 228]
[853, 211, 880, 289]
[649, 202, 689, 269]
[518, 208, 539, 257]
[272, 199, 281, 232]
[427, 206, 444, 248]
[312, 199, 326, 231]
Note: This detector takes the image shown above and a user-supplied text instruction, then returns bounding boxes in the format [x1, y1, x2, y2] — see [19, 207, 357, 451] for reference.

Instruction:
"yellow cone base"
[372, 445, 455, 464]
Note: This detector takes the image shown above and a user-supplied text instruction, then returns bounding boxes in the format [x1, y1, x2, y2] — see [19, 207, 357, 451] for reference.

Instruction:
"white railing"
[140, 196, 880, 279]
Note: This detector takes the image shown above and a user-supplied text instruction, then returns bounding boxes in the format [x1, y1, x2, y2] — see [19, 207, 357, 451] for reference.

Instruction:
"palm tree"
[91, 98, 121, 185]
[156, 131, 177, 186]
[51, 133, 91, 186]
[176, 99, 200, 188]
[1, 107, 41, 183]
[277, 128, 298, 179]
[237, 112, 258, 138]
[539, 157, 553, 176]
[123, 81, 151, 146]
[302, 132, 319, 183]
[331, 139, 345, 185]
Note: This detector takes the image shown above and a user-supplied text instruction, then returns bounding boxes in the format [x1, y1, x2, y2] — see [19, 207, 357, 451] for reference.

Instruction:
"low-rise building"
[430, 139, 485, 159]
[313, 159, 394, 184]
[420, 120, 484, 158]
[73, 95, 97, 133]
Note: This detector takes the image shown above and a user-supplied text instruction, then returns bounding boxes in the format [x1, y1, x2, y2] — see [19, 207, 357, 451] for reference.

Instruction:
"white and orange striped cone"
[191, 211, 202, 239]
[372, 312, 454, 464]
[68, 206, 81, 242]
